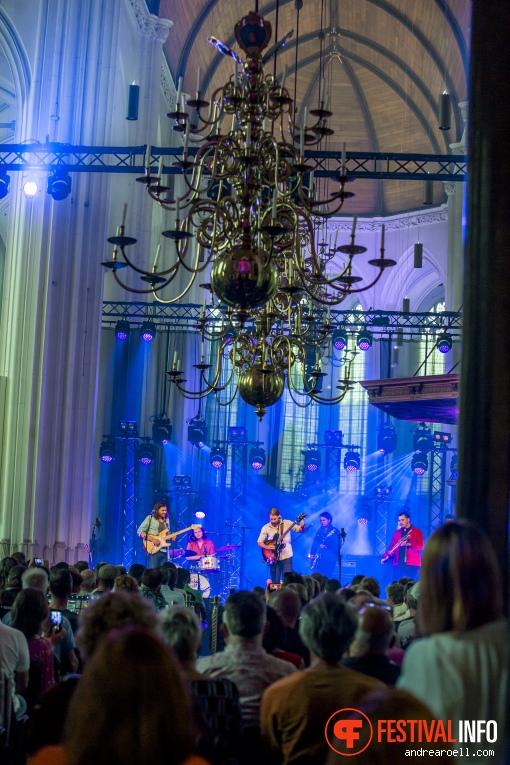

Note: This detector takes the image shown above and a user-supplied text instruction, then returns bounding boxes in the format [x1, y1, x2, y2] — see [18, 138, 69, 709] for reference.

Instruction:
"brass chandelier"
[104, 10, 396, 419]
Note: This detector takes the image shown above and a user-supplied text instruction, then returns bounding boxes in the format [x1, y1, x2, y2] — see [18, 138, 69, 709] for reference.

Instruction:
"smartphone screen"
[268, 583, 282, 591]
[35, 558, 43, 565]
[50, 609, 63, 632]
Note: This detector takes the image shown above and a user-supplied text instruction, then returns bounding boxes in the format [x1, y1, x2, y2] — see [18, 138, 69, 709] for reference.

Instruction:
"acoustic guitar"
[261, 513, 306, 564]
[143, 524, 201, 554]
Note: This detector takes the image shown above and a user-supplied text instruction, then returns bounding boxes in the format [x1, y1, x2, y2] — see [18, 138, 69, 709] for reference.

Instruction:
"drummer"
[185, 527, 215, 562]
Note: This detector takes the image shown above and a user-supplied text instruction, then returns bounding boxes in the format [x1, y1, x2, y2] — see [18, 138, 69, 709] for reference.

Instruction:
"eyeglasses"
[358, 602, 393, 615]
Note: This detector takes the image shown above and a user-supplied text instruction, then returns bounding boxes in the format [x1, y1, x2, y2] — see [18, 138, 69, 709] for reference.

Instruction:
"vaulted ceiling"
[160, 0, 470, 215]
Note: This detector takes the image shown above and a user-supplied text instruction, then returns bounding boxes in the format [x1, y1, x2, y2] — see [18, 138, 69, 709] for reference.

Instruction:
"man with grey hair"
[79, 568, 96, 594]
[21, 566, 49, 592]
[197, 590, 295, 726]
[261, 593, 384, 764]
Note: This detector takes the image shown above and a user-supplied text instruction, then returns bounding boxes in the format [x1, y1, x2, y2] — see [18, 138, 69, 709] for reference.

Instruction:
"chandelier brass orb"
[210, 245, 278, 310]
[238, 363, 285, 420]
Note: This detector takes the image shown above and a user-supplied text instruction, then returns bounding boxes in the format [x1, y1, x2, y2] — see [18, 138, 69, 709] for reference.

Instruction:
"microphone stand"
[337, 528, 347, 585]
[225, 522, 252, 589]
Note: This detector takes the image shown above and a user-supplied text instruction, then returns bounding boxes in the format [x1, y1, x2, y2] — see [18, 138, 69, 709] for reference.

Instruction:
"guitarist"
[308, 512, 339, 576]
[258, 508, 305, 583]
[137, 501, 171, 567]
[381, 510, 424, 581]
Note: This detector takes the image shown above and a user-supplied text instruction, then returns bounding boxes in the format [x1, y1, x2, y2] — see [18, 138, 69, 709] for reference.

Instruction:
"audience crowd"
[0, 520, 505, 765]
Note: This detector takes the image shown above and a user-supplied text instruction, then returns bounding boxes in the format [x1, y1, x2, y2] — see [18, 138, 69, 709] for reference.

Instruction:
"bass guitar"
[262, 513, 306, 564]
[143, 524, 201, 555]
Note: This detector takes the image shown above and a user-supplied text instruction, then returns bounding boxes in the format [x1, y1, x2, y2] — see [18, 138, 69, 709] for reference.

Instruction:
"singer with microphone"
[381, 511, 424, 581]
[137, 501, 171, 567]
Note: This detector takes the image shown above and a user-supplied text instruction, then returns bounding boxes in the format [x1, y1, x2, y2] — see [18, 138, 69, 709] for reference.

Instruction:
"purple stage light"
[140, 456, 152, 465]
[101, 454, 114, 463]
[413, 465, 425, 475]
[140, 320, 156, 342]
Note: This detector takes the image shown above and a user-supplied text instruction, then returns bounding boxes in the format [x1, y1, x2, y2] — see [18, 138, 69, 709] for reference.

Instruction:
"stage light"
[0, 171, 10, 199]
[324, 430, 343, 447]
[118, 420, 139, 437]
[411, 452, 428, 475]
[436, 334, 452, 353]
[23, 179, 38, 198]
[152, 413, 172, 445]
[188, 415, 207, 448]
[358, 507, 370, 525]
[357, 330, 372, 351]
[115, 320, 130, 341]
[210, 446, 226, 469]
[195, 510, 206, 519]
[344, 451, 361, 473]
[99, 438, 116, 463]
[377, 425, 397, 455]
[47, 168, 72, 201]
[140, 320, 156, 342]
[138, 443, 155, 465]
[331, 330, 348, 351]
[302, 449, 321, 473]
[172, 475, 191, 489]
[249, 446, 266, 470]
[413, 423, 432, 453]
[228, 426, 247, 443]
[433, 431, 452, 444]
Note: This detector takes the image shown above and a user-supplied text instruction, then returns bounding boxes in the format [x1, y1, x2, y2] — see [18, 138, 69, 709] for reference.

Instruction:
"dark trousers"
[148, 550, 168, 568]
[269, 556, 293, 583]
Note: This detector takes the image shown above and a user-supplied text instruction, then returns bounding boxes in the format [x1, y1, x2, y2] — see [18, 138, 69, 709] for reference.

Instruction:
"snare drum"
[189, 573, 211, 598]
[199, 555, 221, 573]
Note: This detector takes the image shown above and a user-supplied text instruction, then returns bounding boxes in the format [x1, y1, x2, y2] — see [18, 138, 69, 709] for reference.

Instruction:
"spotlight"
[324, 430, 343, 447]
[302, 449, 321, 473]
[413, 423, 432, 453]
[0, 170, 10, 199]
[140, 320, 156, 342]
[115, 320, 130, 341]
[357, 330, 372, 351]
[210, 446, 226, 469]
[138, 442, 155, 466]
[358, 507, 370, 525]
[188, 415, 207, 448]
[172, 475, 191, 489]
[249, 446, 266, 470]
[344, 451, 361, 473]
[195, 510, 206, 519]
[152, 413, 172, 445]
[331, 330, 348, 352]
[118, 420, 139, 437]
[377, 425, 397, 455]
[436, 334, 452, 354]
[47, 168, 72, 201]
[228, 426, 247, 443]
[411, 452, 428, 475]
[23, 179, 38, 198]
[99, 438, 116, 463]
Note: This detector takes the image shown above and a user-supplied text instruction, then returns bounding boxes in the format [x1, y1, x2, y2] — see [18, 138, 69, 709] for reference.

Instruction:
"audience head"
[160, 607, 202, 663]
[11, 588, 49, 638]
[299, 593, 357, 663]
[286, 582, 308, 606]
[22, 567, 49, 593]
[113, 575, 139, 593]
[51, 562, 70, 573]
[65, 627, 193, 765]
[268, 587, 302, 628]
[352, 603, 394, 654]
[405, 581, 420, 612]
[11, 551, 26, 566]
[76, 591, 159, 662]
[385, 582, 404, 606]
[141, 568, 163, 592]
[223, 590, 266, 639]
[74, 561, 89, 573]
[350, 574, 365, 587]
[176, 568, 191, 589]
[251, 585, 266, 601]
[302, 576, 316, 602]
[127, 563, 146, 585]
[324, 578, 341, 593]
[7, 564, 26, 588]
[80, 569, 96, 593]
[50, 569, 73, 600]
[359, 576, 381, 598]
[97, 564, 117, 590]
[420, 520, 502, 635]
[282, 571, 305, 587]
[339, 587, 356, 602]
[0, 556, 17, 589]
[69, 566, 83, 594]
[350, 590, 375, 612]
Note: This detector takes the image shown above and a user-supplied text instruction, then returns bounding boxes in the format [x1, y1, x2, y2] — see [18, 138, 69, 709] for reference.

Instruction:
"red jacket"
[385, 526, 424, 567]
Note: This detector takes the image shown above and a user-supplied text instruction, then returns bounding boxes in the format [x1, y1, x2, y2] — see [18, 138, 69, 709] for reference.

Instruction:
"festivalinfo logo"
[325, 708, 498, 757]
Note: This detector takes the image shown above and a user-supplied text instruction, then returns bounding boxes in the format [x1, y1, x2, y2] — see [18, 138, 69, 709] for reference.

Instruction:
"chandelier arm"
[112, 270, 174, 294]
[151, 269, 199, 304]
[213, 383, 239, 408]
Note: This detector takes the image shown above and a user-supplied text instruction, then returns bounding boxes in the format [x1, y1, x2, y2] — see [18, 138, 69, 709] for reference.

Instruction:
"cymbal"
[215, 544, 241, 552]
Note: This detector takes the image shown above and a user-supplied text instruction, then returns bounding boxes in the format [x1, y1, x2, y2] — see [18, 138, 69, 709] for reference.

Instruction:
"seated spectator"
[11, 588, 64, 711]
[350, 574, 365, 587]
[339, 587, 356, 602]
[6, 563, 27, 589]
[176, 567, 203, 603]
[29, 627, 208, 765]
[68, 567, 82, 595]
[262, 606, 305, 669]
[301, 576, 316, 602]
[260, 594, 384, 764]
[73, 561, 89, 573]
[160, 607, 242, 765]
[12, 551, 27, 566]
[160, 564, 185, 605]
[91, 563, 117, 596]
[127, 562, 146, 585]
[116, 565, 127, 576]
[268, 588, 310, 666]
[398, 520, 506, 765]
[285, 582, 308, 606]
[342, 603, 400, 685]
[359, 576, 381, 599]
[385, 582, 408, 621]
[282, 572, 304, 587]
[310, 572, 326, 591]
[0, 618, 29, 718]
[0, 556, 17, 591]
[197, 591, 295, 727]
[397, 581, 420, 649]
[113, 574, 139, 593]
[140, 568, 168, 611]
[49, 569, 79, 634]
[350, 588, 375, 612]
[251, 585, 266, 601]
[323, 578, 341, 593]
[79, 569, 95, 595]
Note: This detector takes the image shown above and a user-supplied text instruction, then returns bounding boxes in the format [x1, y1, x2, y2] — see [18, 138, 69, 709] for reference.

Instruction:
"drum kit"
[186, 545, 240, 597]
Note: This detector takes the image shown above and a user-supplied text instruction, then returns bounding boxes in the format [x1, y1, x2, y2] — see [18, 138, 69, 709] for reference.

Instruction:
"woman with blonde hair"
[398, 520, 506, 764]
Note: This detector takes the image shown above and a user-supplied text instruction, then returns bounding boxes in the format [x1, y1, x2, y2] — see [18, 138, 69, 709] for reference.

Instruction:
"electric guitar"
[262, 513, 306, 564]
[143, 524, 201, 554]
[381, 528, 413, 563]
[309, 528, 336, 571]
